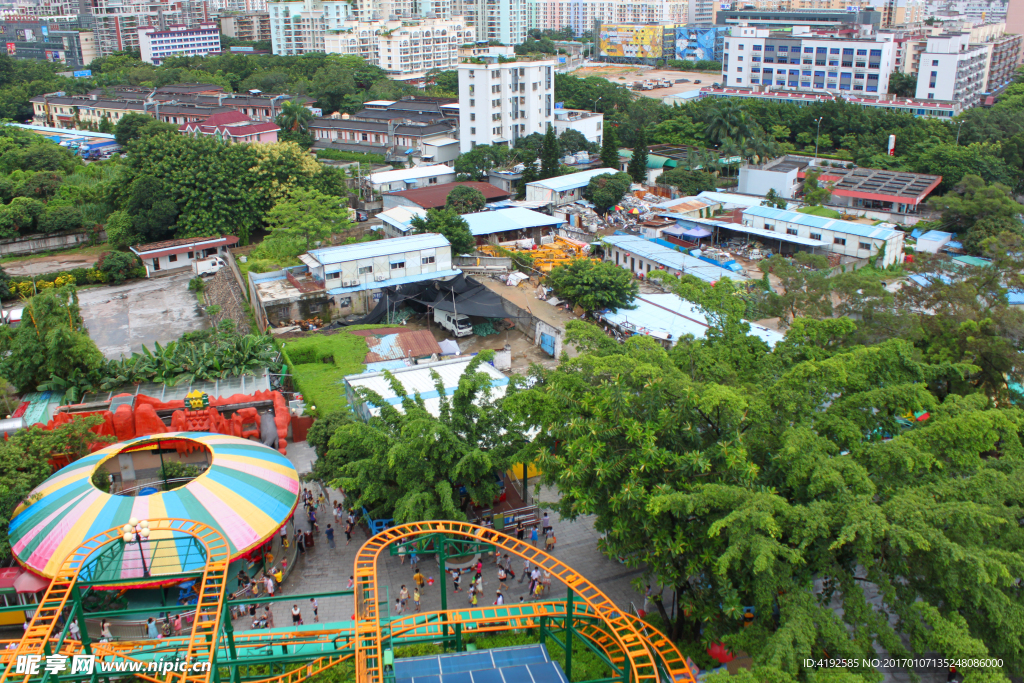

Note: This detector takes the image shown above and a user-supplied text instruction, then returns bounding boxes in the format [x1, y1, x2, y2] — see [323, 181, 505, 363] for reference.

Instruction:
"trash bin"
[291, 416, 314, 442]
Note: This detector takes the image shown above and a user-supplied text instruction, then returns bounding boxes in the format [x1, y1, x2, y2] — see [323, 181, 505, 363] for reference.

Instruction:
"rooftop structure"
[462, 207, 565, 241]
[130, 235, 239, 276]
[525, 167, 620, 207]
[367, 164, 458, 192]
[376, 205, 429, 238]
[179, 111, 280, 143]
[381, 181, 511, 211]
[344, 356, 509, 421]
[599, 292, 784, 348]
[602, 234, 750, 283]
[698, 86, 962, 118]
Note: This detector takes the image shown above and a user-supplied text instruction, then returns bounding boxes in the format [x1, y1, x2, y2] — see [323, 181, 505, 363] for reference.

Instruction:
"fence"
[223, 249, 249, 303]
[0, 229, 105, 258]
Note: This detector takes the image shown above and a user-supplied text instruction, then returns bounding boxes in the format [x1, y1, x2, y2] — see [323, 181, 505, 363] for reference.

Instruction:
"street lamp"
[956, 119, 966, 145]
[594, 96, 602, 112]
[814, 117, 823, 160]
[122, 518, 151, 578]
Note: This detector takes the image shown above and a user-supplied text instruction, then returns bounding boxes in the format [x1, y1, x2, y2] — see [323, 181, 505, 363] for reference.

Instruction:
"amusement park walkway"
[233, 443, 651, 630]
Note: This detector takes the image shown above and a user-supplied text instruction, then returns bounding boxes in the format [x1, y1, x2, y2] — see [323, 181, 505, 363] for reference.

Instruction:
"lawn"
[796, 205, 842, 219]
[281, 325, 398, 415]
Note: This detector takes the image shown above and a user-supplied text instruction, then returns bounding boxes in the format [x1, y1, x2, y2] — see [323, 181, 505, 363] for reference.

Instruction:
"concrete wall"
[535, 320, 563, 357]
[0, 229, 105, 258]
[738, 165, 800, 198]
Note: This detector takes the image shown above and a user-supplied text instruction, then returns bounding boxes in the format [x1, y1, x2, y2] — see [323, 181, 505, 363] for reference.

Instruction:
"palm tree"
[276, 100, 313, 133]
[705, 101, 750, 146]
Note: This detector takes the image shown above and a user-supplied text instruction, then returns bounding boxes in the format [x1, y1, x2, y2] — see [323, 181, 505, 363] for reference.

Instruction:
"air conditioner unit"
[343, 280, 354, 287]
[375, 274, 386, 281]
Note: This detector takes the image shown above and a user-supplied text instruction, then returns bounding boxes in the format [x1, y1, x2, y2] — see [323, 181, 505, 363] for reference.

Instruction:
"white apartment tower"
[914, 33, 989, 107]
[269, 0, 352, 55]
[323, 16, 472, 78]
[457, 60, 556, 153]
[468, 0, 526, 44]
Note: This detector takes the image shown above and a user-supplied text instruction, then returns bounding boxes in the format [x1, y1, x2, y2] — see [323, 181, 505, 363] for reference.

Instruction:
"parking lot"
[77, 271, 210, 359]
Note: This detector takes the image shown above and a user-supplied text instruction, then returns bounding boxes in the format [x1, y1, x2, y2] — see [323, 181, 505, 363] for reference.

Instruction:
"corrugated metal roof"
[369, 164, 456, 185]
[602, 235, 748, 283]
[696, 191, 781, 209]
[308, 233, 450, 265]
[742, 206, 899, 240]
[325, 268, 461, 296]
[918, 230, 953, 242]
[378, 206, 428, 233]
[463, 207, 564, 236]
[527, 168, 620, 192]
[385, 181, 510, 209]
[364, 330, 442, 363]
[344, 357, 508, 418]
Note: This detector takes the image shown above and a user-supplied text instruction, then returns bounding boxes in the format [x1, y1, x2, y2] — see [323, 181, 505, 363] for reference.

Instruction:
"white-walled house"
[130, 235, 239, 277]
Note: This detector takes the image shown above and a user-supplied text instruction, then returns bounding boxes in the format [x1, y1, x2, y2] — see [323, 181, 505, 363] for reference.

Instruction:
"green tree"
[37, 205, 83, 233]
[761, 188, 787, 208]
[410, 208, 475, 255]
[626, 125, 648, 184]
[802, 169, 833, 206]
[124, 174, 179, 242]
[705, 100, 751, 145]
[656, 167, 716, 195]
[263, 187, 351, 253]
[545, 258, 638, 313]
[557, 129, 594, 155]
[507, 322, 1024, 679]
[98, 250, 143, 284]
[275, 100, 313, 134]
[113, 113, 178, 146]
[599, 123, 620, 170]
[540, 123, 561, 180]
[928, 174, 1024, 237]
[444, 185, 486, 214]
[762, 252, 834, 326]
[312, 352, 529, 522]
[103, 209, 139, 249]
[888, 70, 918, 97]
[582, 171, 631, 213]
[0, 197, 43, 236]
[454, 144, 514, 181]
[962, 215, 1024, 254]
[0, 416, 113, 554]
[0, 287, 105, 392]
[98, 115, 114, 135]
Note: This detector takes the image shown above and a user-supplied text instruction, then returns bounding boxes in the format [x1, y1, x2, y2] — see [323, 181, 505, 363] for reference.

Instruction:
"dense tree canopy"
[546, 258, 638, 313]
[444, 185, 486, 214]
[582, 171, 631, 213]
[410, 208, 475, 255]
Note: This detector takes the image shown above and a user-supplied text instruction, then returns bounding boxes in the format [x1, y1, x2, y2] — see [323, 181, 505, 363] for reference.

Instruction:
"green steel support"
[222, 600, 240, 683]
[565, 588, 574, 681]
[454, 622, 462, 653]
[539, 616, 547, 646]
[438, 535, 449, 652]
[69, 583, 100, 683]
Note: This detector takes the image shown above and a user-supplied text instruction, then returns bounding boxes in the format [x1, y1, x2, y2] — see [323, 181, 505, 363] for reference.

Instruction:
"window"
[187, 251, 194, 259]
[859, 242, 871, 251]
[787, 228, 798, 236]
[738, 44, 744, 49]
[391, 261, 406, 269]
[932, 59, 938, 65]
[802, 70, 812, 76]
[766, 46, 775, 51]
[737, 66, 743, 72]
[927, 93, 934, 99]
[829, 60, 838, 66]
[357, 264, 373, 275]
[421, 255, 435, 264]
[834, 237, 846, 246]
[753, 45, 761, 50]
[810, 232, 822, 241]
[870, 49, 882, 57]
[830, 48, 839, 54]
[856, 49, 867, 56]
[470, 113, 475, 121]
[843, 48, 853, 55]
[328, 272, 341, 279]
[738, 55, 743, 61]
[816, 47, 827, 53]
[428, 178, 438, 184]
[778, 46, 788, 52]
[337, 297, 351, 308]
[169, 254, 178, 262]
[470, 127, 475, 134]
[804, 47, 813, 53]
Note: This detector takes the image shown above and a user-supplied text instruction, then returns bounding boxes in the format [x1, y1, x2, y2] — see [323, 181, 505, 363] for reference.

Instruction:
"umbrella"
[615, 205, 624, 211]
[9, 433, 300, 585]
[630, 208, 641, 215]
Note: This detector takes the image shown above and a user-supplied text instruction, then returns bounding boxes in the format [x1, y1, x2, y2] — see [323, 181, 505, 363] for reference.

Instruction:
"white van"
[433, 308, 473, 337]
[193, 257, 226, 277]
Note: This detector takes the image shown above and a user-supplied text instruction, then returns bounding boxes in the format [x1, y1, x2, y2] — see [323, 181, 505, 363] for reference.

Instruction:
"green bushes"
[312, 149, 386, 164]
[97, 250, 145, 284]
[6, 266, 107, 297]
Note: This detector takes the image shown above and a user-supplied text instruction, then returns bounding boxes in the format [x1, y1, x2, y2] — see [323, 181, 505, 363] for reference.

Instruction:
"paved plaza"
[233, 442, 651, 631]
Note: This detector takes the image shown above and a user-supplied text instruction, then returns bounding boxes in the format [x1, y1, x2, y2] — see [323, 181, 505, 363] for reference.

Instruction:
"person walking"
[296, 530, 306, 555]
[100, 620, 113, 642]
[264, 574, 275, 598]
[264, 606, 275, 629]
[413, 586, 421, 612]
[519, 558, 530, 583]
[399, 585, 409, 612]
[450, 568, 461, 593]
[173, 614, 182, 637]
[414, 569, 425, 594]
[146, 618, 159, 639]
[494, 591, 504, 606]
[325, 524, 336, 549]
[531, 526, 538, 547]
[541, 512, 550, 535]
[394, 597, 403, 615]
[281, 523, 289, 549]
[310, 598, 319, 623]
[345, 520, 354, 546]
[516, 522, 525, 542]
[291, 605, 302, 626]
[497, 565, 507, 589]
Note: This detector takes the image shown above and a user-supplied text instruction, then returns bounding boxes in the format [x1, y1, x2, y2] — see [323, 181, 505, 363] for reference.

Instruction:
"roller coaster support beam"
[566, 588, 574, 682]
[222, 600, 240, 683]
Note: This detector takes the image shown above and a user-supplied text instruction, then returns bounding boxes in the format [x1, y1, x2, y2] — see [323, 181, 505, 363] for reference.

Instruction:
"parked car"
[694, 80, 702, 84]
[193, 257, 227, 277]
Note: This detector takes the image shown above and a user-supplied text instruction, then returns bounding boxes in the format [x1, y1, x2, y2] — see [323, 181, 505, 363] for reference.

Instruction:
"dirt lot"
[77, 271, 210, 359]
[1, 245, 109, 276]
[573, 65, 719, 99]
[396, 315, 556, 374]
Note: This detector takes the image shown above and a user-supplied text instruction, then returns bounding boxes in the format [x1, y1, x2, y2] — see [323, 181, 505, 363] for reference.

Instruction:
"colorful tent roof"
[9, 433, 299, 583]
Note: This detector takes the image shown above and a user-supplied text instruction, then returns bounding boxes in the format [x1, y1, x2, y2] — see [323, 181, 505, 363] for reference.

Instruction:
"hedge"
[314, 149, 386, 164]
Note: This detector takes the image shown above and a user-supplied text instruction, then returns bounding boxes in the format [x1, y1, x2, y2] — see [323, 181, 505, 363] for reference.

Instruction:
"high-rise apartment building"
[1001, 0, 1023, 62]
[323, 16, 471, 79]
[268, 0, 352, 55]
[457, 60, 555, 153]
[138, 21, 221, 64]
[722, 25, 897, 94]
[220, 11, 271, 41]
[914, 32, 990, 105]
[467, 0, 526, 44]
[527, 0, 702, 35]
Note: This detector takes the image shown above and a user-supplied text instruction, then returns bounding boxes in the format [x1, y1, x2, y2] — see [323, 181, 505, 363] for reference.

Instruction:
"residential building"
[529, 1, 698, 36]
[368, 164, 458, 194]
[675, 25, 729, 61]
[458, 43, 514, 61]
[698, 84, 963, 117]
[268, 0, 353, 55]
[722, 25, 898, 95]
[377, 205, 429, 238]
[457, 60, 556, 153]
[1007, 0, 1024, 63]
[914, 32, 989, 106]
[323, 17, 472, 80]
[469, 0, 526, 44]
[381, 181, 511, 211]
[130, 236, 239, 278]
[524, 167, 620, 207]
[309, 115, 458, 165]
[178, 111, 280, 142]
[89, 3, 187, 57]
[351, 97, 459, 124]
[138, 23, 221, 64]
[982, 31, 1023, 92]
[602, 234, 749, 283]
[738, 155, 942, 213]
[715, 7, 882, 28]
[219, 11, 271, 42]
[741, 205, 905, 266]
[597, 23, 680, 64]
[553, 108, 604, 146]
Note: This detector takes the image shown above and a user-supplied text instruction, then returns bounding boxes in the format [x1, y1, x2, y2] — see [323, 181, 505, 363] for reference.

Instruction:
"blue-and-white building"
[602, 234, 749, 283]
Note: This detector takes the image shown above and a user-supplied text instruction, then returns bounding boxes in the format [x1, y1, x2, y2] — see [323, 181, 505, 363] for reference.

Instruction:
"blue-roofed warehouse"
[601, 235, 749, 283]
[525, 167, 621, 207]
[740, 206, 905, 267]
[248, 233, 460, 328]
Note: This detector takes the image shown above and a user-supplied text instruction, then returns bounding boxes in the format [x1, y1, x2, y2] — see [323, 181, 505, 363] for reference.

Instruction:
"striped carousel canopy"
[9, 433, 299, 583]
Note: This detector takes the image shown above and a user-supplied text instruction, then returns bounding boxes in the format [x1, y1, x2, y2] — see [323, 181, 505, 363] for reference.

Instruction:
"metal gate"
[540, 332, 555, 356]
